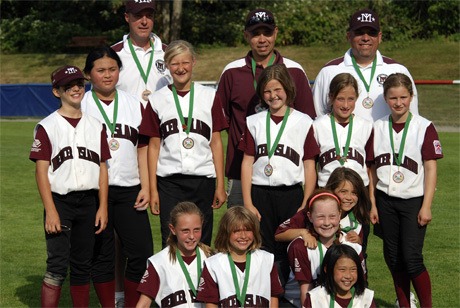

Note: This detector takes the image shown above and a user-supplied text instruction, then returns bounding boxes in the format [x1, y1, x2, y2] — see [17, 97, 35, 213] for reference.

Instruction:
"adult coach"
[313, 8, 418, 122]
[217, 8, 316, 207]
[112, 0, 171, 106]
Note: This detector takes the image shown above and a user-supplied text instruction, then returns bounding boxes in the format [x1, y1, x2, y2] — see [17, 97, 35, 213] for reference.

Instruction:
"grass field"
[0, 120, 459, 307]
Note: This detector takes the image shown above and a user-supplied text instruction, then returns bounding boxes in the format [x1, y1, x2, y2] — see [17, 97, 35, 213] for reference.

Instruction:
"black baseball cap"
[348, 9, 380, 32]
[245, 9, 276, 32]
[125, 0, 155, 14]
[51, 65, 85, 88]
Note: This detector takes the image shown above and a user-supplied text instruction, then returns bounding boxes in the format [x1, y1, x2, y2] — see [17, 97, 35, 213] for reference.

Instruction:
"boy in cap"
[217, 8, 316, 210]
[112, 0, 172, 107]
[30, 65, 110, 307]
[313, 8, 419, 122]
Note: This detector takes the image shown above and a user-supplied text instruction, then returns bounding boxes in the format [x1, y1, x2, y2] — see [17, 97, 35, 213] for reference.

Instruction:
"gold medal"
[109, 138, 120, 151]
[142, 89, 152, 101]
[362, 96, 374, 109]
[264, 164, 273, 177]
[393, 171, 404, 183]
[182, 137, 194, 149]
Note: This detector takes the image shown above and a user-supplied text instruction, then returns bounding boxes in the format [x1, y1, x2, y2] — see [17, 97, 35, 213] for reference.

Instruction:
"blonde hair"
[214, 206, 262, 253]
[167, 201, 212, 262]
[164, 40, 196, 65]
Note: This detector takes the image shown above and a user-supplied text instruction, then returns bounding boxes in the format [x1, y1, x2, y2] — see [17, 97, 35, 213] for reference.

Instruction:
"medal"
[264, 164, 273, 177]
[362, 96, 374, 109]
[109, 138, 120, 151]
[182, 137, 194, 149]
[142, 89, 151, 101]
[393, 170, 404, 183]
[330, 114, 353, 166]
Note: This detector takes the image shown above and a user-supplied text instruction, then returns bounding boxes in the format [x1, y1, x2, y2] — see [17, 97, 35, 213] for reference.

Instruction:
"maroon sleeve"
[422, 123, 443, 160]
[238, 125, 256, 155]
[303, 293, 312, 308]
[270, 262, 284, 296]
[288, 67, 316, 119]
[370, 298, 377, 308]
[212, 95, 229, 132]
[303, 126, 320, 160]
[137, 261, 160, 299]
[288, 238, 313, 283]
[29, 125, 51, 162]
[138, 101, 161, 138]
[195, 264, 220, 304]
[100, 127, 111, 162]
[275, 210, 309, 236]
[365, 129, 374, 165]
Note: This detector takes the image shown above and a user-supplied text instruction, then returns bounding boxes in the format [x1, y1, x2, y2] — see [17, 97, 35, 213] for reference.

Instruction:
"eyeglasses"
[353, 29, 380, 37]
[246, 14, 275, 28]
[63, 83, 85, 92]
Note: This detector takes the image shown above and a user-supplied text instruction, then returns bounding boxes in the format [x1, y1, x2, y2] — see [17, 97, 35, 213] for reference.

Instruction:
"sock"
[94, 280, 116, 308]
[123, 278, 140, 308]
[392, 271, 411, 307]
[70, 284, 90, 307]
[41, 282, 62, 308]
[412, 270, 432, 308]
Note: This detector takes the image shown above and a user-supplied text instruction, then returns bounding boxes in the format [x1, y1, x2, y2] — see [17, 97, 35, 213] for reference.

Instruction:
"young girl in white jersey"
[136, 202, 212, 308]
[304, 244, 376, 308]
[139, 40, 228, 248]
[81, 45, 153, 307]
[313, 73, 373, 188]
[196, 206, 284, 307]
[370, 73, 443, 307]
[240, 63, 319, 286]
[287, 189, 363, 305]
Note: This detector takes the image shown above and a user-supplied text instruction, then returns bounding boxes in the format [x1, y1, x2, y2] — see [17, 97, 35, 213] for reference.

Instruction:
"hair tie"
[308, 192, 340, 208]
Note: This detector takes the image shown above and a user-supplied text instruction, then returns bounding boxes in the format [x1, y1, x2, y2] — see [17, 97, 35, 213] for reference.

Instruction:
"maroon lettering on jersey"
[319, 147, 364, 169]
[220, 294, 269, 308]
[160, 289, 188, 307]
[255, 143, 300, 166]
[52, 146, 73, 171]
[77, 147, 100, 165]
[375, 153, 418, 174]
[112, 124, 139, 146]
[161, 119, 180, 139]
[188, 118, 211, 141]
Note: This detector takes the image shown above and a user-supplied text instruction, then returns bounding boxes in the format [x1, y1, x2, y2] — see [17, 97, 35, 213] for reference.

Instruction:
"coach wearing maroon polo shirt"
[216, 8, 316, 208]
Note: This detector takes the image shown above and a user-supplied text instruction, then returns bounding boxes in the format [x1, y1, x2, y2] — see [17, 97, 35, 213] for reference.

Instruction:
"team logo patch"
[357, 13, 375, 24]
[197, 277, 205, 291]
[31, 139, 42, 152]
[377, 74, 388, 85]
[155, 59, 167, 73]
[294, 258, 301, 272]
[433, 140, 442, 154]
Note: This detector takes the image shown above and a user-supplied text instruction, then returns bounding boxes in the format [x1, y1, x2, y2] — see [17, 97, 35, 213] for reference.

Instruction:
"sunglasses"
[353, 29, 380, 37]
[246, 14, 275, 28]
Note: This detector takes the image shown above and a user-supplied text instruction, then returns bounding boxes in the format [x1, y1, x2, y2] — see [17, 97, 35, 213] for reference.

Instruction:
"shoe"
[115, 297, 125, 308]
[395, 292, 418, 308]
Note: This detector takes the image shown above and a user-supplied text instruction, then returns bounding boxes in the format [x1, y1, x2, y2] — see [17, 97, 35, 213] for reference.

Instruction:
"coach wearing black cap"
[216, 8, 316, 206]
[313, 8, 418, 122]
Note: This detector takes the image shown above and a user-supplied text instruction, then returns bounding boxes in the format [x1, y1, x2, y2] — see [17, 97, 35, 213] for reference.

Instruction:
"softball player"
[196, 206, 284, 307]
[137, 202, 212, 308]
[370, 73, 443, 307]
[30, 65, 110, 307]
[287, 190, 363, 305]
[139, 40, 228, 248]
[81, 46, 153, 307]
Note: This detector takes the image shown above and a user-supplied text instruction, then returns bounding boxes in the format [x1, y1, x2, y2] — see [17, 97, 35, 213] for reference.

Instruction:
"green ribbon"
[341, 212, 359, 233]
[127, 37, 154, 85]
[330, 114, 353, 165]
[172, 83, 195, 135]
[389, 113, 412, 167]
[351, 53, 377, 96]
[251, 53, 276, 90]
[266, 107, 290, 160]
[175, 247, 202, 296]
[228, 252, 251, 307]
[91, 90, 118, 137]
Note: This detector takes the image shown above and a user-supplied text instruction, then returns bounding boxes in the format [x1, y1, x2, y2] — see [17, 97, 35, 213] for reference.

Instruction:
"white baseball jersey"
[313, 49, 418, 122]
[34, 111, 103, 195]
[313, 114, 372, 186]
[146, 246, 207, 308]
[246, 109, 313, 186]
[341, 214, 363, 237]
[308, 286, 374, 308]
[201, 250, 273, 307]
[81, 90, 142, 187]
[373, 114, 431, 198]
[112, 33, 172, 106]
[151, 83, 217, 177]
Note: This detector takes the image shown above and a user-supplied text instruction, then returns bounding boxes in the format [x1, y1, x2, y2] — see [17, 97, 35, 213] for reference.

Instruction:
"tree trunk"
[160, 1, 171, 43]
[170, 0, 183, 41]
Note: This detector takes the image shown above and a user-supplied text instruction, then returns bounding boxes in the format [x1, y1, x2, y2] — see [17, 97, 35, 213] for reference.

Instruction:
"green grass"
[0, 121, 459, 307]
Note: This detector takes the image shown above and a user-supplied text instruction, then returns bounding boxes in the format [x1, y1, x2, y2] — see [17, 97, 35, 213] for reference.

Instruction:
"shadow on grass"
[15, 275, 42, 307]
[375, 297, 396, 308]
